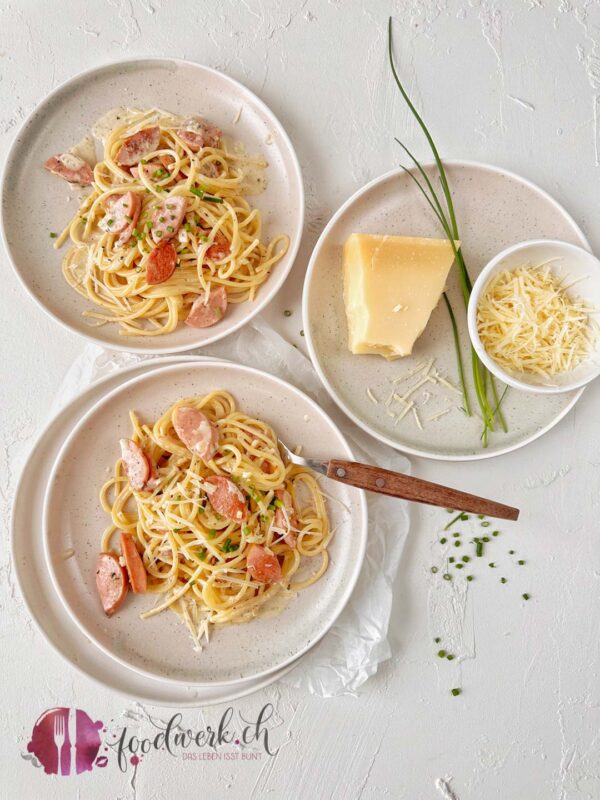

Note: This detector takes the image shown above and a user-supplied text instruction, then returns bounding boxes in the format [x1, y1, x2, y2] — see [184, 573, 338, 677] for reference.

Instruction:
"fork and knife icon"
[52, 709, 77, 776]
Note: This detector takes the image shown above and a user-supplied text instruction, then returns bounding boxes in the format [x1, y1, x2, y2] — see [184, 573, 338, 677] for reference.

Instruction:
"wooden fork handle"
[327, 460, 520, 521]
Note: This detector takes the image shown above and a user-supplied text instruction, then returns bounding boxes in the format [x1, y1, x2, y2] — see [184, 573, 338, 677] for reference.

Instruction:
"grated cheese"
[477, 265, 598, 376]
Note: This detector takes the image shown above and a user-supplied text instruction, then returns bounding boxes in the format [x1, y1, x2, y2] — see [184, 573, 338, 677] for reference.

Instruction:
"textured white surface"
[2, 1, 600, 798]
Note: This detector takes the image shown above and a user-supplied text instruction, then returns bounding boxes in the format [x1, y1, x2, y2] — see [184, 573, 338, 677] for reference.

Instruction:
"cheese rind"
[343, 233, 459, 359]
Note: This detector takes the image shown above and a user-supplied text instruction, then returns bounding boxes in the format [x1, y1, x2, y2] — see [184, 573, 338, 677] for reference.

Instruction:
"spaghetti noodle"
[50, 108, 289, 337]
[98, 391, 331, 651]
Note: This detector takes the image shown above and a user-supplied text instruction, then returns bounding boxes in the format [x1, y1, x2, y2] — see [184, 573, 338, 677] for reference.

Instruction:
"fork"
[278, 439, 519, 521]
[53, 712, 66, 776]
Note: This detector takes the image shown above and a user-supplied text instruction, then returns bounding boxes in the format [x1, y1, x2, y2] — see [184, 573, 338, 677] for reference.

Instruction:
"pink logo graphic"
[26, 708, 105, 775]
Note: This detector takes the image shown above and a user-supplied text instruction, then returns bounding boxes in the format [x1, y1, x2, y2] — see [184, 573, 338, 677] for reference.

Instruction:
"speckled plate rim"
[0, 57, 304, 355]
[41, 360, 368, 687]
[302, 159, 587, 462]
[11, 356, 306, 707]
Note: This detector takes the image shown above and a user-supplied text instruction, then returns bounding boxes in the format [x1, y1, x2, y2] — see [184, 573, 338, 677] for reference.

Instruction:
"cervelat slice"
[116, 192, 142, 247]
[146, 242, 177, 285]
[246, 544, 282, 584]
[173, 406, 219, 461]
[120, 438, 150, 490]
[205, 231, 231, 261]
[96, 552, 128, 616]
[177, 117, 222, 151]
[185, 286, 228, 329]
[119, 532, 147, 593]
[99, 191, 140, 235]
[116, 126, 160, 166]
[274, 488, 298, 548]
[44, 153, 94, 185]
[204, 475, 248, 522]
[151, 196, 187, 243]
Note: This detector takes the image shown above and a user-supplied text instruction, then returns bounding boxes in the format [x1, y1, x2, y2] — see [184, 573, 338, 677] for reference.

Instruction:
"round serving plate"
[303, 160, 588, 461]
[42, 360, 368, 686]
[12, 356, 307, 707]
[1, 58, 303, 353]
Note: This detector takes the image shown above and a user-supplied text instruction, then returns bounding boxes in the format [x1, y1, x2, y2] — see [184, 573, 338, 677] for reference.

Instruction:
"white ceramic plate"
[1, 58, 303, 354]
[43, 361, 367, 686]
[12, 357, 304, 707]
[303, 161, 589, 461]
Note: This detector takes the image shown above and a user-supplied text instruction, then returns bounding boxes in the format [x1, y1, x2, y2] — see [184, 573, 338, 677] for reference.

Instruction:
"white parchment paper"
[52, 317, 411, 697]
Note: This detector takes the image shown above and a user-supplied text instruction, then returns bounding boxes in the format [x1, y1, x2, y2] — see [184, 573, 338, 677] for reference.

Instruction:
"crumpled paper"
[53, 317, 411, 697]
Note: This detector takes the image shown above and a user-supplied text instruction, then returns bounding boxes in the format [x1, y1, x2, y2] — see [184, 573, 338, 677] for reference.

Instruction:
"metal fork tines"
[277, 439, 327, 475]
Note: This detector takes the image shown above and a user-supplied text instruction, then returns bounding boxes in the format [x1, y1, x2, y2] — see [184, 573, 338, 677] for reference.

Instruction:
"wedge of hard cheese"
[343, 233, 459, 359]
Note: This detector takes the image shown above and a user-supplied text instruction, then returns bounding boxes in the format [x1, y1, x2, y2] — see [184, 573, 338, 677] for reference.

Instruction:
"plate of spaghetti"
[1, 59, 303, 353]
[43, 361, 367, 685]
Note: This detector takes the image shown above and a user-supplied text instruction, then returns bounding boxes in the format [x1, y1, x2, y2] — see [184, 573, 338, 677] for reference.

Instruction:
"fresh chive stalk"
[388, 17, 507, 444]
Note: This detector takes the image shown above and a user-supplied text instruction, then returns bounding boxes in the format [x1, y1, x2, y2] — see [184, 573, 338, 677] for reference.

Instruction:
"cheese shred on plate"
[476, 265, 598, 377]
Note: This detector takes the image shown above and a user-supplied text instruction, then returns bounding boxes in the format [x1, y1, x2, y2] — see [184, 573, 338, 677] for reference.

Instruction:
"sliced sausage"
[96, 552, 128, 616]
[120, 532, 147, 594]
[246, 544, 282, 584]
[116, 126, 160, 166]
[146, 242, 177, 285]
[151, 196, 187, 243]
[44, 153, 94, 185]
[144, 455, 160, 490]
[116, 192, 142, 247]
[120, 438, 150, 491]
[99, 191, 141, 240]
[185, 286, 228, 329]
[274, 488, 298, 548]
[158, 153, 186, 181]
[204, 230, 230, 261]
[204, 476, 248, 522]
[177, 117, 222, 151]
[173, 406, 219, 461]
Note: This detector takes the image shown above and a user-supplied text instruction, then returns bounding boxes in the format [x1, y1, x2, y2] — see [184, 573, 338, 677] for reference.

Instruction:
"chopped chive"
[208, 529, 216, 538]
[518, 560, 525, 566]
[489, 562, 496, 568]
[509, 549, 516, 555]
[274, 499, 283, 508]
[440, 537, 447, 544]
[449, 557, 455, 563]
[300, 329, 305, 337]
[462, 555, 470, 563]
[481, 521, 491, 527]
[431, 566, 438, 573]
[454, 541, 461, 548]
[455, 563, 463, 569]
[482, 536, 490, 543]
[451, 688, 462, 697]
[522, 593, 530, 600]
[492, 530, 499, 537]
[476, 541, 483, 557]
[500, 577, 507, 584]
[443, 573, 452, 581]
[437, 649, 447, 658]
[446, 654, 455, 661]
[434, 637, 441, 643]
[466, 575, 474, 582]
[284, 310, 292, 317]
[49, 232, 58, 238]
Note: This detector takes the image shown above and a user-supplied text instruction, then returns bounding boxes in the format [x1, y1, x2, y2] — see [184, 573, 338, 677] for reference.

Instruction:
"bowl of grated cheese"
[467, 239, 600, 394]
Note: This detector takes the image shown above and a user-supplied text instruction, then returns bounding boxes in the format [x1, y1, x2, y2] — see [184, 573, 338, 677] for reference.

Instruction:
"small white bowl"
[467, 239, 600, 394]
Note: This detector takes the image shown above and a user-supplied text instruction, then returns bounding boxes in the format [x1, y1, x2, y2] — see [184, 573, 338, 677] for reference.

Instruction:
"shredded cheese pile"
[477, 265, 598, 377]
